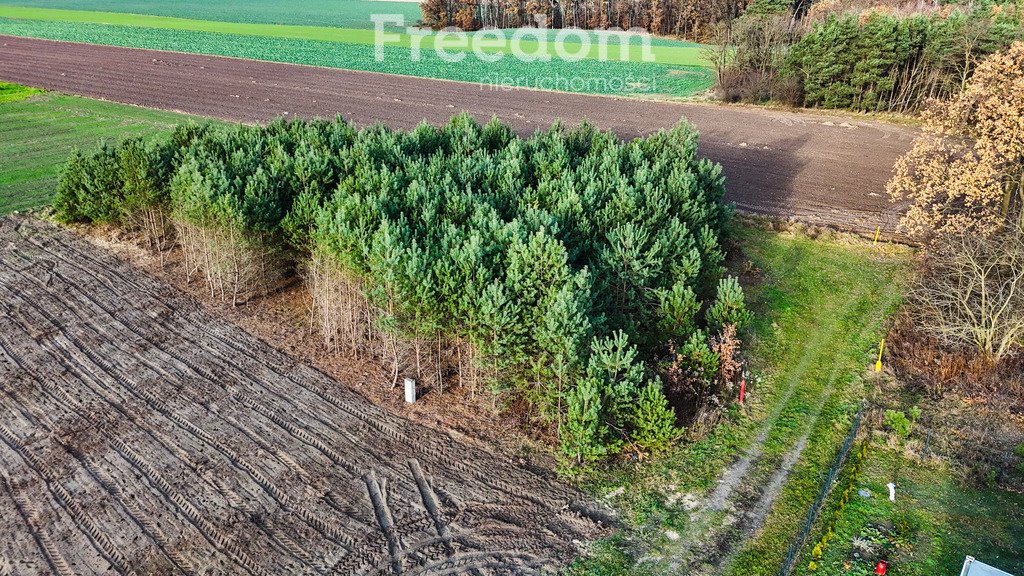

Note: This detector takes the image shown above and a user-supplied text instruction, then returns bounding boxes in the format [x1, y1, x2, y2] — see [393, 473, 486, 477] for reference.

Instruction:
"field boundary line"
[776, 406, 865, 576]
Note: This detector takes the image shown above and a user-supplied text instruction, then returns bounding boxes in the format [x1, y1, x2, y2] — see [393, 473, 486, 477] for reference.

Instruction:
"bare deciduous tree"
[910, 224, 1024, 362]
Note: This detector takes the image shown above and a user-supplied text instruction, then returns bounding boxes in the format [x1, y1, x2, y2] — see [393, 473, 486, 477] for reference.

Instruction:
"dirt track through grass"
[0, 216, 606, 575]
[724, 282, 898, 565]
[647, 233, 906, 576]
[657, 282, 864, 573]
[717, 236, 907, 576]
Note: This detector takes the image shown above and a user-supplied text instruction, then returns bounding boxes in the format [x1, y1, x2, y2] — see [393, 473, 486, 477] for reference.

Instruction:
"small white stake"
[404, 378, 416, 404]
[887, 482, 896, 502]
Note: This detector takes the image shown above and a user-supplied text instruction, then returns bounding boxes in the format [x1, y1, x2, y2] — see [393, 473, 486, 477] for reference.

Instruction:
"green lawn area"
[0, 5, 713, 98]
[720, 231, 911, 576]
[569, 227, 1024, 576]
[793, 446, 1024, 576]
[0, 91, 213, 214]
[570, 227, 913, 575]
[0, 80, 40, 103]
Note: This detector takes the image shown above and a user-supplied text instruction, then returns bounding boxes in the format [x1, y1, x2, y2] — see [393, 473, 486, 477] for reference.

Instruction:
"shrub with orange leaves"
[888, 42, 1024, 239]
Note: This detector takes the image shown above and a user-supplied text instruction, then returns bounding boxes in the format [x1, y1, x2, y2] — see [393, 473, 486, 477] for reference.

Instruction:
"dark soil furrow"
[0, 36, 918, 236]
[0, 216, 603, 575]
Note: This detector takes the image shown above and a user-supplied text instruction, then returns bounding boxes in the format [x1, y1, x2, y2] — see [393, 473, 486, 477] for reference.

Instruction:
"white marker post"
[404, 378, 416, 404]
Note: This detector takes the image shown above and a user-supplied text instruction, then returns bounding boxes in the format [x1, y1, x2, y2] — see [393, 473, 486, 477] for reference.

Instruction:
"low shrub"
[53, 144, 122, 224]
[883, 410, 912, 439]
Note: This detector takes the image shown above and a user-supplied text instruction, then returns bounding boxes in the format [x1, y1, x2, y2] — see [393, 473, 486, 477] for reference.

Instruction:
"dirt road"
[0, 216, 605, 575]
[0, 35, 917, 233]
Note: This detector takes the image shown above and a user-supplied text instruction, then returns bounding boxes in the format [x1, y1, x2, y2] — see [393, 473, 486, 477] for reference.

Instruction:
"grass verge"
[0, 80, 40, 103]
[0, 0, 424, 30]
[792, 444, 1024, 576]
[0, 90, 214, 214]
[569, 227, 911, 575]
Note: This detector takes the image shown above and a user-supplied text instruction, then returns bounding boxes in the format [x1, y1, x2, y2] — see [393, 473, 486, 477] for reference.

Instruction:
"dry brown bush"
[888, 42, 1024, 239]
[888, 311, 1023, 399]
[712, 324, 742, 388]
[906, 225, 1024, 364]
[175, 220, 288, 306]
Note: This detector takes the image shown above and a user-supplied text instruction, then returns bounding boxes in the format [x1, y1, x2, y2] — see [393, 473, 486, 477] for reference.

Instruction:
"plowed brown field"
[0, 216, 606, 576]
[0, 35, 918, 234]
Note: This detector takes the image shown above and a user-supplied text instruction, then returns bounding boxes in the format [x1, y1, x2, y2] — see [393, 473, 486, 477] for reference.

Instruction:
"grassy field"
[0, 0, 424, 29]
[0, 90, 212, 214]
[0, 80, 40, 103]
[569, 227, 912, 575]
[0, 5, 713, 97]
[792, 446, 1024, 576]
[569, 226, 1024, 576]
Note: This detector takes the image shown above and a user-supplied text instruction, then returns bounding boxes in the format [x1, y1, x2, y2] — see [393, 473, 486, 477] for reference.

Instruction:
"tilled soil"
[0, 216, 606, 576]
[0, 35, 917, 235]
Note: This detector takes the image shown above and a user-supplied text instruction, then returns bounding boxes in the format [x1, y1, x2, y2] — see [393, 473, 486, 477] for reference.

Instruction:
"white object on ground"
[887, 482, 896, 502]
[405, 378, 416, 403]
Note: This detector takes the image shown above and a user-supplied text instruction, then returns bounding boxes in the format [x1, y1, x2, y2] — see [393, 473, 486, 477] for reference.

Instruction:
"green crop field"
[0, 89, 215, 214]
[0, 5, 709, 65]
[0, 0, 424, 29]
[0, 4, 714, 98]
[0, 18, 713, 97]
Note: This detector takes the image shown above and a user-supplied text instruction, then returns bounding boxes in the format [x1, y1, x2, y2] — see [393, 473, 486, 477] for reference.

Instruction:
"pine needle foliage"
[54, 113, 747, 464]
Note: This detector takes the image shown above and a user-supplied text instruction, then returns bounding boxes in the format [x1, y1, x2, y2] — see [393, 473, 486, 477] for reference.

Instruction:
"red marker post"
[739, 379, 746, 404]
[875, 561, 888, 575]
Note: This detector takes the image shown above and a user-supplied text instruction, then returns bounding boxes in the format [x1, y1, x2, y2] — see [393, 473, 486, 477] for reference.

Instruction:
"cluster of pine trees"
[716, 1, 1023, 113]
[54, 114, 748, 465]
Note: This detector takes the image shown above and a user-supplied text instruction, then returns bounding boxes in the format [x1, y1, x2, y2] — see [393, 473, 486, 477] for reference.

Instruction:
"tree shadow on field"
[700, 131, 811, 222]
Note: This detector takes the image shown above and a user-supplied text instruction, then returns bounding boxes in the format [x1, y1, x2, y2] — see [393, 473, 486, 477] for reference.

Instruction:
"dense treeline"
[715, 1, 1023, 113]
[54, 115, 747, 465]
[420, 0, 748, 40]
[420, 0, 1022, 115]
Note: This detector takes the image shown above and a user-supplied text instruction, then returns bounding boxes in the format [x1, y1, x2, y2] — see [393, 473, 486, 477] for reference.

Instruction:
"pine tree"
[560, 378, 614, 466]
[706, 276, 753, 331]
[629, 381, 681, 454]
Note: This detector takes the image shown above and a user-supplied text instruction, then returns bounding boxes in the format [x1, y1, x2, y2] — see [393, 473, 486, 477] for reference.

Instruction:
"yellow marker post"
[873, 226, 881, 245]
[875, 339, 886, 372]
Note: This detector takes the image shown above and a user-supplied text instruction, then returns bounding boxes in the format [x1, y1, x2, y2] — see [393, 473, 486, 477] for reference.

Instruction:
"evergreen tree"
[55, 115, 743, 466]
[707, 276, 753, 331]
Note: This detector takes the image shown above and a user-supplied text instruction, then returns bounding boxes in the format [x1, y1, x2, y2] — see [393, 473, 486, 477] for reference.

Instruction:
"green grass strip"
[0, 5, 710, 66]
[0, 18, 713, 98]
[569, 228, 911, 575]
[0, 80, 41, 103]
[0, 92, 217, 214]
[0, 0, 424, 30]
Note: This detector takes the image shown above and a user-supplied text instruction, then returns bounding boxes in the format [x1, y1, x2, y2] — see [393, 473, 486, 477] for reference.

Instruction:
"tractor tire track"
[0, 215, 605, 575]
